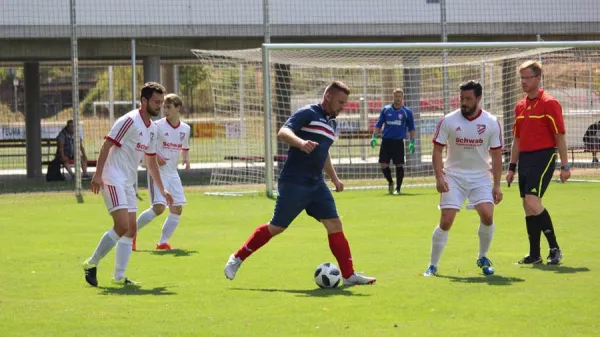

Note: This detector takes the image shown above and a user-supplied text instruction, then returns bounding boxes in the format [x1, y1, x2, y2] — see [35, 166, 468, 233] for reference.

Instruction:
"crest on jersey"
[477, 124, 486, 135]
[165, 132, 169, 136]
[455, 126, 461, 132]
[180, 132, 185, 141]
[397, 112, 403, 120]
[150, 132, 155, 141]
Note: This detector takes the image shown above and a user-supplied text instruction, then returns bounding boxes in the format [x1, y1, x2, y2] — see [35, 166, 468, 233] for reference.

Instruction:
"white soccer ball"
[314, 262, 341, 289]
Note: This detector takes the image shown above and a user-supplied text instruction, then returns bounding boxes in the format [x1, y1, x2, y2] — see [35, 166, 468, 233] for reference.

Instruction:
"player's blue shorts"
[269, 179, 339, 228]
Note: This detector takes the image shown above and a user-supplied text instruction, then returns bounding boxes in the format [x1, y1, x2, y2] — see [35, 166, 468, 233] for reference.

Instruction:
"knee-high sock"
[429, 225, 449, 266]
[114, 237, 133, 280]
[478, 222, 495, 259]
[328, 231, 354, 279]
[538, 209, 559, 249]
[525, 215, 542, 258]
[136, 208, 157, 231]
[235, 224, 273, 261]
[89, 228, 120, 265]
[395, 166, 405, 190]
[381, 167, 393, 184]
[159, 213, 180, 244]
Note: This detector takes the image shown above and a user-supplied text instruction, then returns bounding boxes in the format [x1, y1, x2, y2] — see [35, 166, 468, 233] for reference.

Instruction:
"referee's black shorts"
[518, 147, 557, 198]
[378, 138, 405, 165]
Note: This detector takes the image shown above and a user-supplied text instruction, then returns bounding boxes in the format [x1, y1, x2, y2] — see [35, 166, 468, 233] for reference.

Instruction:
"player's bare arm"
[146, 154, 174, 205]
[324, 153, 344, 192]
[277, 126, 318, 154]
[90, 139, 115, 194]
[490, 148, 503, 204]
[432, 143, 448, 193]
[506, 137, 520, 187]
[182, 149, 191, 170]
[556, 133, 571, 183]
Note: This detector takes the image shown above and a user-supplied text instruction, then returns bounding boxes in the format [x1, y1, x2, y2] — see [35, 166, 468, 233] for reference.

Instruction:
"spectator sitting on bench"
[583, 120, 600, 163]
[56, 119, 91, 179]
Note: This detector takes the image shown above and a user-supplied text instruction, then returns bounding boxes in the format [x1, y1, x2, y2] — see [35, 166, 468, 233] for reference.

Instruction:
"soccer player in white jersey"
[135, 93, 191, 250]
[82, 82, 174, 287]
[423, 80, 504, 277]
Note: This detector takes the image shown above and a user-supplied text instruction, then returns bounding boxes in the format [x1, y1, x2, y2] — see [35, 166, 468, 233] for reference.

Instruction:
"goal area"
[191, 41, 600, 197]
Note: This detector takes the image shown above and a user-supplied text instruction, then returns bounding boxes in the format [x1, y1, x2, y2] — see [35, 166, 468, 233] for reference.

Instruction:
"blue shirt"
[375, 104, 415, 140]
[279, 104, 337, 184]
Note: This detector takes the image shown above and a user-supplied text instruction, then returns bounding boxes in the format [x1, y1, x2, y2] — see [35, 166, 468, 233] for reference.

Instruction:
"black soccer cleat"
[388, 183, 394, 194]
[82, 260, 98, 287]
[517, 255, 543, 265]
[547, 248, 563, 265]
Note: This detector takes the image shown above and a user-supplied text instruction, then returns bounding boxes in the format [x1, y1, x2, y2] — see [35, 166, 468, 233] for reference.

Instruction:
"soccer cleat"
[423, 265, 438, 277]
[517, 255, 543, 264]
[82, 260, 98, 287]
[224, 254, 243, 280]
[477, 256, 495, 275]
[112, 277, 138, 285]
[132, 236, 137, 251]
[388, 183, 394, 194]
[394, 189, 401, 195]
[156, 243, 172, 250]
[547, 248, 563, 265]
[343, 272, 376, 286]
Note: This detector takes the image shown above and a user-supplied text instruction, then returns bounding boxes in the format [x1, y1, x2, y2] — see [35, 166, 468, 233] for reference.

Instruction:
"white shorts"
[439, 173, 493, 211]
[102, 183, 137, 214]
[148, 174, 186, 206]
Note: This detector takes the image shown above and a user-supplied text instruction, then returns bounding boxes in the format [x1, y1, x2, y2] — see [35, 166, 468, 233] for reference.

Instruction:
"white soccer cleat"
[343, 272, 376, 286]
[224, 254, 243, 280]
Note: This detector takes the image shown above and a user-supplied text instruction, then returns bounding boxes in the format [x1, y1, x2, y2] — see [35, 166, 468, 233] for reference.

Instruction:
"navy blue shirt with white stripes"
[279, 104, 337, 184]
[375, 104, 416, 140]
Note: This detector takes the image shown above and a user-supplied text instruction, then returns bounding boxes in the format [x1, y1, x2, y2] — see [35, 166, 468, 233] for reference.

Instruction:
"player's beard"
[146, 105, 160, 117]
[461, 105, 477, 119]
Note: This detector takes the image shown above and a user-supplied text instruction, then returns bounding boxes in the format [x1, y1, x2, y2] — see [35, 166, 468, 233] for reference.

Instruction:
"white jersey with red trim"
[155, 118, 191, 178]
[103, 109, 158, 186]
[433, 109, 503, 176]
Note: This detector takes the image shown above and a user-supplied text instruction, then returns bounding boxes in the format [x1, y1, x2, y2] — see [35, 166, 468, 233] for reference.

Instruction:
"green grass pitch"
[0, 182, 598, 336]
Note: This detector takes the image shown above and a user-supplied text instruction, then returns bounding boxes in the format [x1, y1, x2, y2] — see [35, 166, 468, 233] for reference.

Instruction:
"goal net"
[192, 42, 600, 196]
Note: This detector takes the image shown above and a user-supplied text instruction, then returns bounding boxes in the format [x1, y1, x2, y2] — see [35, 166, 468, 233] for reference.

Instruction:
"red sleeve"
[104, 136, 122, 147]
[546, 99, 565, 134]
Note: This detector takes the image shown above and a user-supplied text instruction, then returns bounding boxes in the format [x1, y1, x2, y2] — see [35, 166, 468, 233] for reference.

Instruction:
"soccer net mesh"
[192, 44, 600, 195]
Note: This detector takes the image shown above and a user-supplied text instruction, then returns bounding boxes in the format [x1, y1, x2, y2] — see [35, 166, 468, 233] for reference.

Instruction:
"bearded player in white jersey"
[82, 82, 174, 287]
[423, 80, 504, 277]
[134, 93, 191, 250]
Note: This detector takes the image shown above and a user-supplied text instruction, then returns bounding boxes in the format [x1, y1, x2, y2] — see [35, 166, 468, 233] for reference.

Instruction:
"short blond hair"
[519, 60, 543, 77]
[164, 93, 183, 107]
[393, 88, 404, 95]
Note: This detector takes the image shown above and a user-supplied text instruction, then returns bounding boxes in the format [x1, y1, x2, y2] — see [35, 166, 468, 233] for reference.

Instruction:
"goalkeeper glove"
[408, 139, 415, 154]
[370, 133, 379, 148]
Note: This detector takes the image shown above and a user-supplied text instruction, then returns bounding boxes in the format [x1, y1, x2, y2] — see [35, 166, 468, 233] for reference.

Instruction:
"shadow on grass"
[532, 264, 591, 274]
[98, 285, 176, 296]
[229, 285, 370, 297]
[437, 274, 525, 286]
[135, 249, 198, 257]
[386, 192, 423, 197]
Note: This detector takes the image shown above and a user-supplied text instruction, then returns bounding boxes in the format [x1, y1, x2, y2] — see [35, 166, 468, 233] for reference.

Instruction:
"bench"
[0, 138, 59, 163]
[336, 130, 373, 163]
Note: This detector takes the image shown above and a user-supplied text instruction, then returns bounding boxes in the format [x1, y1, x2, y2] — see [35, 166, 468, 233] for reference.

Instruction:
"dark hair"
[140, 82, 166, 102]
[325, 80, 351, 95]
[66, 119, 74, 126]
[459, 80, 483, 97]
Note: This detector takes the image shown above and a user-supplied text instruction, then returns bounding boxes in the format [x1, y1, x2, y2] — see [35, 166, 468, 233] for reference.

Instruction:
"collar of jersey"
[316, 104, 334, 120]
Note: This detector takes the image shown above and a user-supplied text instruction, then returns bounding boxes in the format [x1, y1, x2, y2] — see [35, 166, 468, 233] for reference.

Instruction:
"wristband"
[508, 163, 517, 172]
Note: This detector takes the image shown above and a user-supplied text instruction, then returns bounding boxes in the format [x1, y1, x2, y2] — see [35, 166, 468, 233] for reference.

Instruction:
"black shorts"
[379, 139, 405, 165]
[518, 147, 557, 198]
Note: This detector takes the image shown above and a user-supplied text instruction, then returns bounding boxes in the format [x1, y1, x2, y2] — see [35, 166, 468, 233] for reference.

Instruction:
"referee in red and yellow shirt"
[506, 60, 571, 265]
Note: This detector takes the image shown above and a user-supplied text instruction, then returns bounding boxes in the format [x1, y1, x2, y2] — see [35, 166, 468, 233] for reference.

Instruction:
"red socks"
[328, 231, 355, 279]
[235, 224, 273, 261]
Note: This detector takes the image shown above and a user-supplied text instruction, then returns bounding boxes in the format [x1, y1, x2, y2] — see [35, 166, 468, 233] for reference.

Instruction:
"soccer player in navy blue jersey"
[374, 88, 416, 194]
[224, 81, 376, 286]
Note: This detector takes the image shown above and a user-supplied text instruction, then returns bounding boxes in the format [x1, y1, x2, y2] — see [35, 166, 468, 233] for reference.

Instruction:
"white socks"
[478, 222, 495, 259]
[114, 237, 133, 280]
[429, 225, 449, 266]
[89, 229, 120, 265]
[136, 208, 157, 231]
[160, 214, 180, 244]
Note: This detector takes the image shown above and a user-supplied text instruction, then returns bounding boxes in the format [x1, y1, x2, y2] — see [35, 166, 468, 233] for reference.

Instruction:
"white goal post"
[192, 41, 600, 198]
